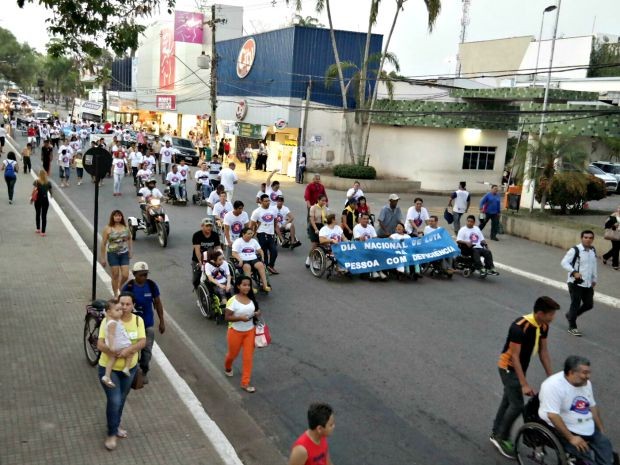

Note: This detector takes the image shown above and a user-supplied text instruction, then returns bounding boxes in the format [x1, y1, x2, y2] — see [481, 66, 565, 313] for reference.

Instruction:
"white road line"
[6, 136, 244, 465]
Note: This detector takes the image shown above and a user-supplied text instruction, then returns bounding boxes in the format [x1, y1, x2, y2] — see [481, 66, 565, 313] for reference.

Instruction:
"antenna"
[456, 0, 471, 77]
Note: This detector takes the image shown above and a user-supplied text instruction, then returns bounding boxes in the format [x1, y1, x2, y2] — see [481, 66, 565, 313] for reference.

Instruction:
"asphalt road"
[13, 136, 620, 465]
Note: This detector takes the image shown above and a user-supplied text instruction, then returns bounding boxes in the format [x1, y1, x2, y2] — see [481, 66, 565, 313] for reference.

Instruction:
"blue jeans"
[98, 365, 137, 436]
[200, 182, 211, 199]
[560, 428, 614, 465]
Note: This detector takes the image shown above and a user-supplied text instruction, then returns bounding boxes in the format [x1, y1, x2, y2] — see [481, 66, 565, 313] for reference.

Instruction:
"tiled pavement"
[0, 170, 228, 465]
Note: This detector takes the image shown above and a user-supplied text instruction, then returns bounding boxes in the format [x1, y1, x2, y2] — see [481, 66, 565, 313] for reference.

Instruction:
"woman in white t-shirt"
[405, 197, 430, 236]
[390, 222, 412, 276]
[112, 153, 127, 196]
[224, 275, 261, 393]
[318, 213, 345, 246]
[231, 227, 270, 292]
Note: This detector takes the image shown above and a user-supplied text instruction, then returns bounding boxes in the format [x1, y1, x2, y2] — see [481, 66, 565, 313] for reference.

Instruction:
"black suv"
[169, 137, 200, 166]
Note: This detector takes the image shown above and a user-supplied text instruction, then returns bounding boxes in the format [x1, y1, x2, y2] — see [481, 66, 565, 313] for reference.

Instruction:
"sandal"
[101, 376, 116, 388]
[241, 385, 256, 393]
[116, 428, 128, 438]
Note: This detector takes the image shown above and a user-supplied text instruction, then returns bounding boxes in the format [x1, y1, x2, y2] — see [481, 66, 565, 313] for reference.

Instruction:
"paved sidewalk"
[0, 171, 228, 464]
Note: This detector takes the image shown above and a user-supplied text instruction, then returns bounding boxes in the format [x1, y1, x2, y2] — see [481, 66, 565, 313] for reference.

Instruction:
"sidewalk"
[0, 171, 228, 464]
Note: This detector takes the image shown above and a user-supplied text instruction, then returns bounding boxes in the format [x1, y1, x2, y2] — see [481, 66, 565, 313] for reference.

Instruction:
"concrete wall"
[303, 106, 350, 169]
[366, 125, 508, 193]
[459, 36, 533, 78]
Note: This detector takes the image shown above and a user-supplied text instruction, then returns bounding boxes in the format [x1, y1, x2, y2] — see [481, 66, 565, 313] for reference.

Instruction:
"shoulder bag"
[131, 315, 145, 390]
[254, 320, 272, 348]
[604, 228, 620, 241]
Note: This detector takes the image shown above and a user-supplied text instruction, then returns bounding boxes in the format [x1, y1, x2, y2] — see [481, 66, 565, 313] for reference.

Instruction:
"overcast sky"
[3, 0, 619, 77]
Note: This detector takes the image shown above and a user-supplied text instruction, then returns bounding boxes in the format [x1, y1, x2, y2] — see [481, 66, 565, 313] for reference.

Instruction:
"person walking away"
[224, 276, 261, 393]
[296, 152, 306, 184]
[2, 151, 19, 204]
[41, 139, 53, 175]
[479, 184, 501, 240]
[602, 206, 620, 270]
[121, 262, 166, 384]
[219, 162, 238, 201]
[101, 210, 133, 298]
[100, 300, 132, 388]
[97, 293, 146, 451]
[561, 230, 598, 337]
[376, 194, 403, 238]
[490, 296, 559, 459]
[32, 169, 52, 236]
[289, 403, 336, 465]
[448, 181, 470, 235]
[74, 151, 84, 185]
[21, 143, 32, 174]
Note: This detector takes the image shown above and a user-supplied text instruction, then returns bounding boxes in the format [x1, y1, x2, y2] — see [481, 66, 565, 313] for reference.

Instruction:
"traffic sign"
[83, 147, 112, 180]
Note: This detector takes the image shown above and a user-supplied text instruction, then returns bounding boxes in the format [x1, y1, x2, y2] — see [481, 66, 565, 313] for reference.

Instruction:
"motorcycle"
[128, 198, 170, 247]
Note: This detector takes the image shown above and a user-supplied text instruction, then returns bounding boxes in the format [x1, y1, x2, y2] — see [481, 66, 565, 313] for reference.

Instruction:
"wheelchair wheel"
[309, 248, 327, 278]
[463, 268, 472, 278]
[515, 422, 567, 465]
[196, 283, 215, 319]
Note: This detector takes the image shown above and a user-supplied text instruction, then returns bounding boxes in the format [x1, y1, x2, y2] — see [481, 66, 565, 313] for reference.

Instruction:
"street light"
[533, 5, 558, 86]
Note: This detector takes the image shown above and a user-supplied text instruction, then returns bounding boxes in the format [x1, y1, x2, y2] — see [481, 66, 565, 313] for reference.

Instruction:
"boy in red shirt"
[289, 403, 336, 465]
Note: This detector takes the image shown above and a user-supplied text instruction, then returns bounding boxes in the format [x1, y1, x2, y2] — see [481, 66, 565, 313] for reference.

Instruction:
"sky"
[2, 0, 619, 77]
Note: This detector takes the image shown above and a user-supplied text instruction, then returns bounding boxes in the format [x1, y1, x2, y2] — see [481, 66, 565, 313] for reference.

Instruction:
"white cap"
[132, 261, 149, 273]
[388, 194, 400, 201]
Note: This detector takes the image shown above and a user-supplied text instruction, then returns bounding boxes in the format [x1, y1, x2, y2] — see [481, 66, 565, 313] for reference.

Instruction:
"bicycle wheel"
[309, 248, 326, 278]
[83, 314, 101, 366]
[196, 283, 214, 319]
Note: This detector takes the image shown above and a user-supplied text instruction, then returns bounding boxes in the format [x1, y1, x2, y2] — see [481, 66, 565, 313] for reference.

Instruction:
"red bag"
[254, 322, 271, 348]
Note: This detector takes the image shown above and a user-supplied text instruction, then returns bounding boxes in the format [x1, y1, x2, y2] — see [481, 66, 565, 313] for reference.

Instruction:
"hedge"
[333, 164, 377, 180]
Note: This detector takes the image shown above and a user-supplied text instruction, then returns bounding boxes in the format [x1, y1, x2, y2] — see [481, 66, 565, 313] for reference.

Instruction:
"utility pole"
[210, 4, 218, 160]
[298, 77, 312, 179]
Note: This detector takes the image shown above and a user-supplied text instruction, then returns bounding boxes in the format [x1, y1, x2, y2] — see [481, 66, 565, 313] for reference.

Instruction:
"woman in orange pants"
[224, 276, 261, 393]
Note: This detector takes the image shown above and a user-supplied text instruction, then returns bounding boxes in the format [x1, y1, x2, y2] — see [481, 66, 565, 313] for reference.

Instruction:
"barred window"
[462, 146, 496, 170]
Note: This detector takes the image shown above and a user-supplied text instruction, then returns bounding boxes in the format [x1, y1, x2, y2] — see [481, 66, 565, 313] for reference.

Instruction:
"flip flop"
[116, 428, 128, 438]
[241, 385, 256, 393]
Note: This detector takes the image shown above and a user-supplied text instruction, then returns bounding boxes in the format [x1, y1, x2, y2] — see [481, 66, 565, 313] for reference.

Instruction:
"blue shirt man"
[479, 184, 502, 241]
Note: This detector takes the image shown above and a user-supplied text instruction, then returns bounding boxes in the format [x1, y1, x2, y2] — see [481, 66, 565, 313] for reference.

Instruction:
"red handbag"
[254, 321, 271, 348]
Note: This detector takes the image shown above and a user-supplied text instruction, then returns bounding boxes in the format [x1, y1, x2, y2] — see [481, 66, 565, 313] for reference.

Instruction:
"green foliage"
[535, 172, 607, 214]
[333, 164, 377, 180]
[16, 0, 176, 57]
[293, 14, 324, 27]
[600, 137, 620, 162]
[588, 39, 620, 78]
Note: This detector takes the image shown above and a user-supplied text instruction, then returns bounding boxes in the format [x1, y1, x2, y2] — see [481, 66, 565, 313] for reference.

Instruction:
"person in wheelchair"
[354, 212, 386, 280]
[422, 215, 455, 276]
[275, 195, 302, 248]
[194, 161, 212, 200]
[456, 215, 499, 276]
[538, 355, 615, 465]
[231, 227, 271, 292]
[203, 250, 232, 308]
[165, 164, 186, 201]
[318, 213, 348, 274]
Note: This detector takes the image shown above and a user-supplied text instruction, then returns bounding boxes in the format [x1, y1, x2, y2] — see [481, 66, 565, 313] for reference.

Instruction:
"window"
[462, 146, 496, 170]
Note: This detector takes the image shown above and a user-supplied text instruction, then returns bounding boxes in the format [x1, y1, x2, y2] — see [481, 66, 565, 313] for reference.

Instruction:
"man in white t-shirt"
[345, 180, 364, 206]
[265, 169, 283, 207]
[405, 197, 430, 236]
[165, 164, 185, 200]
[219, 162, 238, 201]
[250, 194, 280, 274]
[423, 215, 454, 275]
[138, 179, 164, 228]
[194, 161, 212, 200]
[274, 196, 301, 249]
[223, 200, 250, 246]
[208, 155, 222, 189]
[159, 140, 174, 182]
[128, 147, 144, 186]
[353, 213, 386, 280]
[57, 144, 73, 187]
[213, 192, 233, 222]
[448, 181, 471, 234]
[456, 215, 498, 276]
[538, 356, 614, 465]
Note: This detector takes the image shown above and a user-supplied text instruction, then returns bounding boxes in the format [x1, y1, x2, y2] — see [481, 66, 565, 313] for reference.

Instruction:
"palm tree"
[293, 14, 324, 27]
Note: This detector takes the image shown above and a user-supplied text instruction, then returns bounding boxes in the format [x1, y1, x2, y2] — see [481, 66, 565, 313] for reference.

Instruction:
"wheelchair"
[453, 243, 495, 278]
[308, 245, 349, 280]
[163, 181, 188, 205]
[420, 259, 454, 279]
[514, 396, 619, 465]
[228, 256, 271, 294]
[192, 181, 212, 206]
[276, 226, 292, 248]
[195, 279, 226, 324]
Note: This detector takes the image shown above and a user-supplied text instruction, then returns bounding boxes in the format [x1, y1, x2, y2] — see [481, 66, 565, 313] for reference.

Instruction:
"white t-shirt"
[105, 319, 132, 351]
[208, 161, 222, 181]
[138, 186, 163, 200]
[136, 169, 152, 181]
[166, 171, 182, 184]
[457, 226, 485, 248]
[213, 201, 233, 219]
[203, 262, 230, 284]
[207, 190, 221, 206]
[275, 205, 290, 225]
[539, 371, 596, 436]
[178, 165, 190, 181]
[143, 155, 156, 171]
[79, 128, 89, 140]
[251, 206, 278, 235]
[256, 190, 267, 204]
[112, 157, 126, 175]
[353, 223, 377, 241]
[390, 232, 410, 241]
[319, 224, 344, 243]
[232, 237, 261, 261]
[346, 187, 364, 202]
[58, 145, 73, 167]
[405, 206, 430, 234]
[129, 151, 143, 168]
[69, 140, 81, 153]
[219, 167, 238, 191]
[223, 211, 249, 241]
[195, 169, 210, 184]
[451, 189, 471, 214]
[160, 146, 174, 164]
[266, 187, 283, 207]
[423, 225, 443, 235]
[226, 295, 256, 332]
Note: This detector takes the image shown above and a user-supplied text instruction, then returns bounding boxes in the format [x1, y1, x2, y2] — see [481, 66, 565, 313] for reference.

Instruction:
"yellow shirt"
[98, 314, 145, 371]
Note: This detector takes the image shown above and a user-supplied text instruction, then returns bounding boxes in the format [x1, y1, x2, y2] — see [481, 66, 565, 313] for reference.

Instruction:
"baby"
[101, 300, 132, 388]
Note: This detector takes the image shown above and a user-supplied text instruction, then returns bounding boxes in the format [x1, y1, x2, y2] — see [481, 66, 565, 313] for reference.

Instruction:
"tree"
[293, 14, 324, 27]
[16, 0, 176, 57]
[587, 39, 620, 78]
[0, 27, 43, 90]
[600, 137, 620, 162]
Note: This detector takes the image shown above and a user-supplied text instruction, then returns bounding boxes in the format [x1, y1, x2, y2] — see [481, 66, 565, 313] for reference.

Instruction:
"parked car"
[592, 161, 620, 192]
[169, 137, 199, 166]
[587, 164, 618, 194]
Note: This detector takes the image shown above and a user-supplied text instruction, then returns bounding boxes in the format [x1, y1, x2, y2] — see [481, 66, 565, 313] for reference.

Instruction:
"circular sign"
[236, 38, 256, 79]
[83, 147, 113, 180]
[235, 100, 248, 121]
[274, 118, 287, 130]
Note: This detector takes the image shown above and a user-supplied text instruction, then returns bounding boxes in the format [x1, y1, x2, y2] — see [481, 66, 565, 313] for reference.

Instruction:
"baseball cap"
[201, 217, 214, 226]
[388, 194, 400, 201]
[132, 261, 149, 273]
[276, 195, 284, 200]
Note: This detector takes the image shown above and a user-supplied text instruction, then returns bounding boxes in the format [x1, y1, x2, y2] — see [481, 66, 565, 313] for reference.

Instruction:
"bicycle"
[83, 299, 107, 366]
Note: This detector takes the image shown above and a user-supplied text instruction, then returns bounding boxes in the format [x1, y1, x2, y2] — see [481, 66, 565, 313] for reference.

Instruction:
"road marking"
[494, 262, 620, 308]
[6, 136, 244, 465]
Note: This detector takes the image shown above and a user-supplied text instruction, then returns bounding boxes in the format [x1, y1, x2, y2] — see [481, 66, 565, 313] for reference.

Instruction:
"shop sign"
[236, 38, 256, 79]
[274, 118, 287, 130]
[235, 100, 248, 121]
[174, 11, 204, 45]
[156, 95, 176, 111]
[237, 122, 263, 139]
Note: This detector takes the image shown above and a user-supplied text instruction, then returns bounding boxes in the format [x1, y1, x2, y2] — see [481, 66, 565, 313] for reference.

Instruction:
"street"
[11, 134, 620, 465]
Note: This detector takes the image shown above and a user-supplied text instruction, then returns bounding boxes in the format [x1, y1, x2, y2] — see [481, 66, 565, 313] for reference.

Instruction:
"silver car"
[587, 164, 618, 194]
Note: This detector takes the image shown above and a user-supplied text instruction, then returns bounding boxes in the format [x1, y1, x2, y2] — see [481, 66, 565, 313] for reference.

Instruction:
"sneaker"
[370, 272, 380, 280]
[487, 268, 500, 276]
[224, 369, 233, 377]
[490, 435, 516, 459]
[291, 240, 302, 249]
[568, 328, 583, 337]
[378, 271, 388, 280]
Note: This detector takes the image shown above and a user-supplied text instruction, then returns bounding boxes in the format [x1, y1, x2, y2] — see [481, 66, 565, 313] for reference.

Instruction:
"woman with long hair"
[101, 210, 133, 297]
[2, 151, 19, 204]
[32, 169, 52, 236]
[224, 275, 261, 393]
[603, 205, 620, 270]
